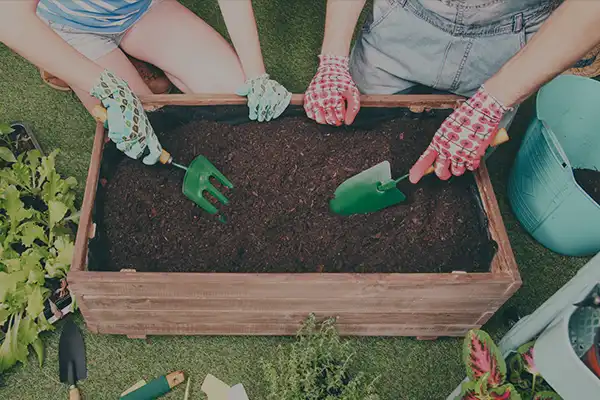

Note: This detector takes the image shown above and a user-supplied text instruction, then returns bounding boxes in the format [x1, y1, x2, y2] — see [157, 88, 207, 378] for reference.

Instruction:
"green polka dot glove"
[236, 73, 292, 122]
[90, 70, 163, 165]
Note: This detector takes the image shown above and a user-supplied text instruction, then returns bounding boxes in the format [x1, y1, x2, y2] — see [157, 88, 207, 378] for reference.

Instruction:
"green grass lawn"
[0, 1, 591, 399]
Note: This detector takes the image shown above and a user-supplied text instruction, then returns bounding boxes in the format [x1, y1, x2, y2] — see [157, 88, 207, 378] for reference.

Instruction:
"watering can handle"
[91, 105, 173, 165]
[422, 128, 509, 176]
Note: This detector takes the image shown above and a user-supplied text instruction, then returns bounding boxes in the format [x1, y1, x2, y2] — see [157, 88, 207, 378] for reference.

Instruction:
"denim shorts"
[37, 0, 163, 61]
[350, 0, 560, 97]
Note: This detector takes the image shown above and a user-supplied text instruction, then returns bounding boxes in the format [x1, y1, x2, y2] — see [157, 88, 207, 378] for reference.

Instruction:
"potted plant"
[0, 124, 78, 372]
[455, 330, 562, 400]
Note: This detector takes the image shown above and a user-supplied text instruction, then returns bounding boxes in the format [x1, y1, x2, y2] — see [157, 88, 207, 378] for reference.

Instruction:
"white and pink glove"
[409, 86, 510, 183]
[304, 55, 360, 126]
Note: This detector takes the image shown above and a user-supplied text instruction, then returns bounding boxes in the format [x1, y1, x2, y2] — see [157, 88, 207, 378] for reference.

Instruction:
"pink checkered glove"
[304, 55, 360, 126]
[409, 86, 510, 183]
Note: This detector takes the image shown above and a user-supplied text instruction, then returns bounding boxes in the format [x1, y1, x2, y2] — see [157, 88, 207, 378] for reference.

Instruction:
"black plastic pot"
[2, 122, 44, 155]
[0, 122, 74, 338]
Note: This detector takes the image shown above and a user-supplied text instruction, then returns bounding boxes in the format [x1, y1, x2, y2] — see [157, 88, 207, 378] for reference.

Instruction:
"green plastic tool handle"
[120, 376, 171, 400]
[378, 128, 509, 192]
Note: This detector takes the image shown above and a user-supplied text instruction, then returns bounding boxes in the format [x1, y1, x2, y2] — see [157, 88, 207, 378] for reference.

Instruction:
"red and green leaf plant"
[463, 329, 507, 387]
[0, 145, 78, 373]
[518, 342, 540, 394]
[458, 372, 520, 400]
[456, 330, 562, 400]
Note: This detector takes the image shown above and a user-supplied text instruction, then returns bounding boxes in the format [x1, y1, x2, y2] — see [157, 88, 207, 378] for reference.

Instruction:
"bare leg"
[120, 0, 245, 93]
[164, 71, 191, 93]
[69, 48, 152, 113]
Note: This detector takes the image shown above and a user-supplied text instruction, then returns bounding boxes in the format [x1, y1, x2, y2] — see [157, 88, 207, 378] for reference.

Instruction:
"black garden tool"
[59, 319, 87, 400]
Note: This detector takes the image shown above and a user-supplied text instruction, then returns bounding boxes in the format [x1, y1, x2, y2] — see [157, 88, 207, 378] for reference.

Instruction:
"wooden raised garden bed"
[68, 94, 521, 338]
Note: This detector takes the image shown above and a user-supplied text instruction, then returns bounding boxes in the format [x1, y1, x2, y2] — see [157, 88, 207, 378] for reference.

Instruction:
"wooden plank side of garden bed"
[473, 164, 521, 310]
[68, 271, 514, 299]
[139, 93, 464, 110]
[68, 270, 513, 336]
[80, 295, 501, 313]
[71, 122, 105, 273]
[474, 164, 520, 279]
[85, 309, 485, 326]
[86, 321, 478, 337]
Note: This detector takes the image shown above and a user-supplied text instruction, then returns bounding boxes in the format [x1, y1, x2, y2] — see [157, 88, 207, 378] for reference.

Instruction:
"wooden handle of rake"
[422, 128, 509, 176]
[91, 105, 173, 165]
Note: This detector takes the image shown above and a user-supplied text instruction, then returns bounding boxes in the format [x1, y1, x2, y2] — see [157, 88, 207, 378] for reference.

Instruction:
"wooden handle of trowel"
[423, 128, 509, 176]
[69, 386, 81, 400]
[91, 105, 172, 165]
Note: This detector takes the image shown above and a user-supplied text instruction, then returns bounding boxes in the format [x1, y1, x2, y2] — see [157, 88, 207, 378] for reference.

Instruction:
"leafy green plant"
[0, 142, 78, 373]
[262, 314, 379, 400]
[0, 124, 17, 164]
[456, 330, 562, 400]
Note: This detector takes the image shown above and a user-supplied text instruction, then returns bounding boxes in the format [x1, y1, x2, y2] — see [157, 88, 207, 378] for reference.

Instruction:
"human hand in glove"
[90, 70, 163, 165]
[304, 54, 360, 126]
[236, 73, 292, 122]
[409, 86, 510, 183]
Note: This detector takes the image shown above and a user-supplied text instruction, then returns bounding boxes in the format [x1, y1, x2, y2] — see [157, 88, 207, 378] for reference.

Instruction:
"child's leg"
[71, 48, 152, 113]
[119, 0, 245, 94]
[37, 17, 153, 112]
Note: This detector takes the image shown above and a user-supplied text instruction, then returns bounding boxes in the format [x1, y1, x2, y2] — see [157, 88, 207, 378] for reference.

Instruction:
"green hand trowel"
[330, 128, 509, 216]
[93, 105, 233, 217]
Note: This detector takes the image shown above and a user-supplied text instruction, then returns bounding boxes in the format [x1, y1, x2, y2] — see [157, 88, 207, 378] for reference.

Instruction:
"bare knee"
[182, 59, 245, 94]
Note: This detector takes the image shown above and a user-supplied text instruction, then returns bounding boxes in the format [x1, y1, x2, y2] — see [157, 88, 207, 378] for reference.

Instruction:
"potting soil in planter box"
[90, 106, 497, 273]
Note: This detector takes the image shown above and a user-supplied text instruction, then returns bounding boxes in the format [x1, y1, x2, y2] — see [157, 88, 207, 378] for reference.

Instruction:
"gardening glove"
[90, 69, 163, 165]
[236, 73, 292, 122]
[304, 54, 360, 126]
[409, 86, 511, 183]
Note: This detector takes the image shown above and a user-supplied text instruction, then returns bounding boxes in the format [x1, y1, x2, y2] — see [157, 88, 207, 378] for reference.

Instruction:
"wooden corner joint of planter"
[502, 279, 522, 298]
[475, 312, 495, 327]
[86, 322, 100, 334]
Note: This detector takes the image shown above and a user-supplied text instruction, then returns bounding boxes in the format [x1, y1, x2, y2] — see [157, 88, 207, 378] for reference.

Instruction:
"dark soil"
[94, 109, 497, 273]
[574, 169, 600, 204]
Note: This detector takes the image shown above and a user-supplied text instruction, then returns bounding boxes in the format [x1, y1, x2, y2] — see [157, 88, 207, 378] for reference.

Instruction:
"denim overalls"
[350, 0, 560, 97]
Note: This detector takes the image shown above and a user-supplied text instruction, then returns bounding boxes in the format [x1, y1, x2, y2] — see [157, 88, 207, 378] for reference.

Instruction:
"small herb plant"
[0, 127, 78, 373]
[262, 314, 379, 400]
[456, 330, 562, 400]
